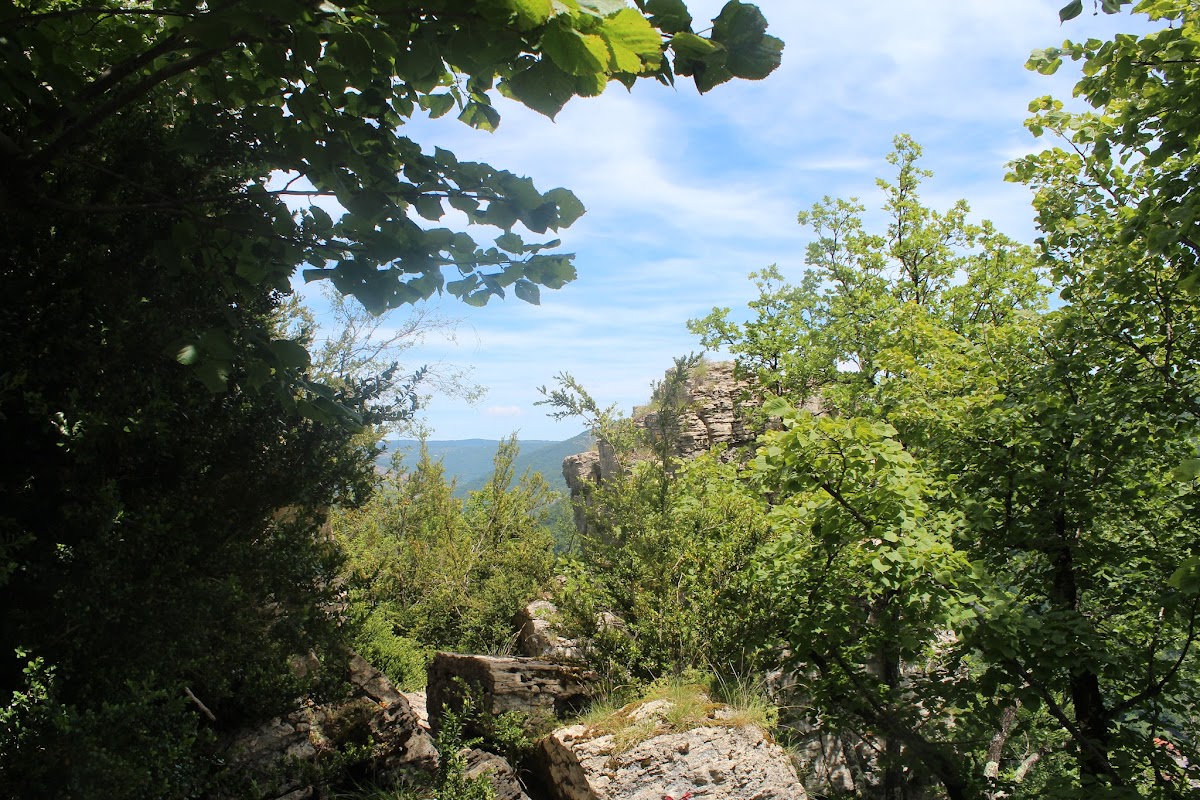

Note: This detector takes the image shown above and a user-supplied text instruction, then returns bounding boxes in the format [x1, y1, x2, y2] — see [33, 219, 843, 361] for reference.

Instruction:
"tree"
[332, 437, 557, 688]
[1, 0, 782, 420]
[699, 136, 1200, 797]
[1, 2, 781, 794]
[0, 111, 374, 797]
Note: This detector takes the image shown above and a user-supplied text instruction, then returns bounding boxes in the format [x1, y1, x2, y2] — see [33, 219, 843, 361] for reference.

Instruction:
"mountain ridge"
[377, 432, 592, 497]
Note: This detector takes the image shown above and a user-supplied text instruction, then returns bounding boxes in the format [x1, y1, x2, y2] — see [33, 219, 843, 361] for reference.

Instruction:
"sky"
[300, 0, 1163, 443]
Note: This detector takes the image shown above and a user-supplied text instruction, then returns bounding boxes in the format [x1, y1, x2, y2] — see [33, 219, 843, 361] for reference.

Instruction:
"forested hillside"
[380, 432, 591, 495]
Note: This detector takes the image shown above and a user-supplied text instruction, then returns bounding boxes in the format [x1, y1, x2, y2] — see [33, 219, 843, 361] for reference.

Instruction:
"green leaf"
[542, 21, 611, 75]
[578, 0, 628, 16]
[194, 360, 231, 393]
[514, 279, 542, 304]
[484, 201, 520, 230]
[762, 395, 792, 418]
[726, 33, 782, 80]
[524, 254, 577, 288]
[332, 31, 374, 75]
[670, 31, 719, 59]
[415, 195, 444, 221]
[712, 1, 768, 50]
[176, 343, 200, 365]
[1169, 557, 1200, 596]
[458, 101, 501, 131]
[544, 187, 586, 227]
[269, 338, 312, 369]
[506, 0, 554, 29]
[495, 231, 525, 253]
[602, 9, 663, 73]
[504, 58, 578, 118]
[1059, 0, 1083, 22]
[1172, 458, 1200, 482]
[420, 92, 456, 118]
[645, 0, 692, 33]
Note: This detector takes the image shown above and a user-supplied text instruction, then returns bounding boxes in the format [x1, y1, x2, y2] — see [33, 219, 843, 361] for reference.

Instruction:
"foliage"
[0, 0, 781, 420]
[694, 131, 1200, 798]
[283, 286, 486, 442]
[333, 437, 557, 689]
[0, 106, 371, 796]
[556, 450, 775, 680]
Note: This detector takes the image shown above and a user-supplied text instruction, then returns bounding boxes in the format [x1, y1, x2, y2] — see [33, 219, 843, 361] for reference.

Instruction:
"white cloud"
[302, 3, 1170, 441]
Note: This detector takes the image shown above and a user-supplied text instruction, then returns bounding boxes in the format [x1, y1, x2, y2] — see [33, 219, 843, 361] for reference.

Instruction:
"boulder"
[515, 598, 580, 661]
[427, 652, 598, 734]
[220, 655, 437, 799]
[463, 748, 533, 800]
[538, 703, 805, 800]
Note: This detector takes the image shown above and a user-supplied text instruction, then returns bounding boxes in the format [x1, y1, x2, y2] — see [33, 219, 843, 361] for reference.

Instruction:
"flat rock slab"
[539, 707, 805, 800]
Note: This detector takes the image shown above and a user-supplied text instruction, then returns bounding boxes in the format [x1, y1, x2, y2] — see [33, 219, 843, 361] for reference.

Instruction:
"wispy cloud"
[316, 2, 1166, 441]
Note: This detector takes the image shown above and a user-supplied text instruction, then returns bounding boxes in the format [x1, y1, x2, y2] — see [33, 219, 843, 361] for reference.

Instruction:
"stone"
[427, 652, 598, 734]
[515, 598, 580, 661]
[561, 361, 763, 537]
[463, 748, 533, 800]
[220, 655, 438, 799]
[402, 689, 430, 730]
[537, 700, 805, 800]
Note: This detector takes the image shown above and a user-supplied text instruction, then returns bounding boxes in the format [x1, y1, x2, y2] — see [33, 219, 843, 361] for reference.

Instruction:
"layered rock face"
[427, 652, 598, 733]
[220, 655, 437, 799]
[539, 697, 805, 800]
[561, 361, 759, 534]
[636, 360, 758, 460]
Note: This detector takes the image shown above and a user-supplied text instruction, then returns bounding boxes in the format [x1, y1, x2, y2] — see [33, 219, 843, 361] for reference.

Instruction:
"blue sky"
[302, 1, 1161, 442]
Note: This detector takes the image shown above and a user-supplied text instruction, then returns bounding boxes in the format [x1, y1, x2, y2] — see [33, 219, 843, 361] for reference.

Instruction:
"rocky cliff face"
[636, 360, 758, 461]
[561, 361, 759, 532]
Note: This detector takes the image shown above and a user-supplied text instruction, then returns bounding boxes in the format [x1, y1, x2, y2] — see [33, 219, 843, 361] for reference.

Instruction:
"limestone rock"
[538, 710, 804, 800]
[402, 689, 430, 731]
[560, 362, 762, 537]
[516, 598, 580, 660]
[220, 655, 437, 799]
[427, 652, 597, 734]
[463, 748, 533, 800]
[637, 361, 758, 461]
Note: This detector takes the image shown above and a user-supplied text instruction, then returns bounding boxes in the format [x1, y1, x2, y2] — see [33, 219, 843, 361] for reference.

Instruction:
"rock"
[402, 689, 430, 730]
[561, 362, 763, 537]
[463, 748, 533, 800]
[561, 439, 622, 536]
[637, 361, 758, 461]
[220, 655, 438, 799]
[538, 702, 804, 800]
[516, 599, 580, 660]
[427, 652, 598, 734]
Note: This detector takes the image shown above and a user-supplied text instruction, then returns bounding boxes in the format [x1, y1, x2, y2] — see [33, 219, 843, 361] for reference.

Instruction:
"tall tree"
[700, 135, 1200, 797]
[0, 2, 782, 796]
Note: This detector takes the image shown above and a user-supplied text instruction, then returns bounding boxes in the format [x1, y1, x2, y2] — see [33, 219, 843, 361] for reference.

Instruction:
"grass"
[573, 672, 779, 754]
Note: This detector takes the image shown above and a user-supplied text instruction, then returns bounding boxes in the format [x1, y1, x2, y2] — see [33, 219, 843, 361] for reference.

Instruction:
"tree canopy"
[1, 0, 782, 419]
[0, 2, 781, 796]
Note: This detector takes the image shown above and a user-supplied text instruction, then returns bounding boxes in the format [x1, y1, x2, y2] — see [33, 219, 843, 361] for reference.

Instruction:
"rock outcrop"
[516, 598, 581, 661]
[220, 655, 437, 799]
[538, 698, 804, 800]
[463, 748, 533, 800]
[427, 652, 598, 733]
[636, 360, 758, 460]
[561, 361, 759, 536]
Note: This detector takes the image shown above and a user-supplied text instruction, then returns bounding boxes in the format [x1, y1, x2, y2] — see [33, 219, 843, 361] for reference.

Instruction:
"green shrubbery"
[333, 437, 558, 689]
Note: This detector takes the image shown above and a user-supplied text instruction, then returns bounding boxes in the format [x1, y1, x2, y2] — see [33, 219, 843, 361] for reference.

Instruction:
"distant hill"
[377, 432, 593, 497]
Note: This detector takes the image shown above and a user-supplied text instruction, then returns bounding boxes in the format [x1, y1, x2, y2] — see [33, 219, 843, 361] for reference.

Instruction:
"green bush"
[333, 437, 557, 687]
